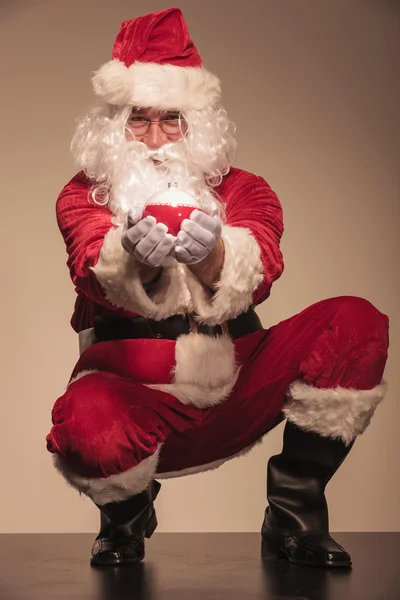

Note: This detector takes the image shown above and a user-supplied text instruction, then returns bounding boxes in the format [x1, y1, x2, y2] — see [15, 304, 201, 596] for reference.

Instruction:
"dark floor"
[0, 533, 398, 600]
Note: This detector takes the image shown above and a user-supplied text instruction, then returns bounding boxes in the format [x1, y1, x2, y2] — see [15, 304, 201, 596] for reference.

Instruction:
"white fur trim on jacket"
[184, 225, 264, 326]
[283, 379, 388, 446]
[92, 60, 221, 110]
[147, 332, 238, 408]
[53, 447, 161, 505]
[91, 226, 190, 320]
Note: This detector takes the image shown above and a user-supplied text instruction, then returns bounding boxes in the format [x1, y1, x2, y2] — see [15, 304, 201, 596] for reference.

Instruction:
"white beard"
[106, 141, 218, 225]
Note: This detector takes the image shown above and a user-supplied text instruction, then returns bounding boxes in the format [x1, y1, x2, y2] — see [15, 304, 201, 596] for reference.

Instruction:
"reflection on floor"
[0, 533, 398, 599]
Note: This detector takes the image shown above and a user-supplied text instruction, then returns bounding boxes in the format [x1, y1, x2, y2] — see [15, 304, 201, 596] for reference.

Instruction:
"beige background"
[0, 0, 398, 533]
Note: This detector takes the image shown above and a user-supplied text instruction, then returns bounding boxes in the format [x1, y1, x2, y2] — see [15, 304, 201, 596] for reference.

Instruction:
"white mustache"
[127, 141, 187, 164]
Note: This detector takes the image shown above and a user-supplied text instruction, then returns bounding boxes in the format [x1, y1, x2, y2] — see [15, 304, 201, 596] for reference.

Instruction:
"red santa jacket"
[56, 167, 284, 333]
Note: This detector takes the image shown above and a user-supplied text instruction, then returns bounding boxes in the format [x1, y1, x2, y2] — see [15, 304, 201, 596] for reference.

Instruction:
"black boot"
[96, 510, 113, 541]
[261, 421, 353, 568]
[91, 480, 161, 566]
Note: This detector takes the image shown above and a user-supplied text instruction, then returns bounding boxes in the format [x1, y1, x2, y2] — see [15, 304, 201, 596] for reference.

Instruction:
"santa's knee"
[46, 373, 161, 504]
[47, 415, 139, 481]
[47, 416, 160, 505]
[286, 296, 390, 445]
[303, 295, 389, 388]
[325, 295, 389, 344]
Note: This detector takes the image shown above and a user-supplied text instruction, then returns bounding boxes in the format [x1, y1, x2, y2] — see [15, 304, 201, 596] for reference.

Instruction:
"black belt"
[93, 307, 263, 342]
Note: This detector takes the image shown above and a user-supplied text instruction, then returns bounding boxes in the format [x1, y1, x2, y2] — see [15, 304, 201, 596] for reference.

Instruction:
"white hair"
[70, 102, 237, 225]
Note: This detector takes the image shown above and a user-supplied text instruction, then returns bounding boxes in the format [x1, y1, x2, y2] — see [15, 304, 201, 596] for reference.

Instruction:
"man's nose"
[143, 122, 167, 149]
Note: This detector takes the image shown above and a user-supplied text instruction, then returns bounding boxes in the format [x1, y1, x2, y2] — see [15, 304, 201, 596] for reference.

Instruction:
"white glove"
[121, 210, 176, 268]
[174, 209, 222, 265]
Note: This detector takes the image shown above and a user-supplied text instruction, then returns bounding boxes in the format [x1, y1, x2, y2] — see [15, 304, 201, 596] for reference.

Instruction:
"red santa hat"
[92, 7, 221, 111]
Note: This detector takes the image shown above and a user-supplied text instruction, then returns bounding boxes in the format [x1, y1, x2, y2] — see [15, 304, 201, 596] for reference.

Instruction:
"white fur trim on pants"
[92, 226, 190, 319]
[147, 332, 239, 408]
[184, 225, 264, 326]
[53, 438, 264, 503]
[53, 447, 161, 505]
[283, 380, 388, 445]
[92, 60, 221, 110]
[55, 367, 263, 498]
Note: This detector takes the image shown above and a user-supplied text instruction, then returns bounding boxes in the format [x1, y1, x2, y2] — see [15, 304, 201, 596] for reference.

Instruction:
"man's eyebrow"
[129, 108, 181, 116]
[160, 109, 180, 115]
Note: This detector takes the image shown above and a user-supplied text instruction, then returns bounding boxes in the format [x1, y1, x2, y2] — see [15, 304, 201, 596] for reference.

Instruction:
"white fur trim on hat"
[91, 225, 190, 320]
[184, 224, 264, 326]
[147, 332, 239, 408]
[283, 379, 388, 446]
[92, 60, 221, 110]
[53, 447, 161, 505]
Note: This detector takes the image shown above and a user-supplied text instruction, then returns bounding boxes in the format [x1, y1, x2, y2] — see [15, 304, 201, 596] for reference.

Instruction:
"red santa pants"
[46, 296, 389, 504]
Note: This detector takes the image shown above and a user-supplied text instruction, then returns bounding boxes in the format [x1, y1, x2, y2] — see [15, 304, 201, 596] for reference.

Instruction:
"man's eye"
[130, 116, 147, 122]
[163, 114, 180, 121]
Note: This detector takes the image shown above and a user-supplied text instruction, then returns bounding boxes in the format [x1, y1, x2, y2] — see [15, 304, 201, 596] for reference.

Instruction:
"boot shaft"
[97, 480, 161, 538]
[266, 421, 353, 535]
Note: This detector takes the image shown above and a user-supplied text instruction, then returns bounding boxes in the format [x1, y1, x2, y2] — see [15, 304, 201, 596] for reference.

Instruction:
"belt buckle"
[187, 313, 199, 334]
[187, 314, 229, 337]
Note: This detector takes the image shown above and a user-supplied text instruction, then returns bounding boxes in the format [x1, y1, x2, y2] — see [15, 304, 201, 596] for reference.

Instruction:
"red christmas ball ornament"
[142, 184, 201, 235]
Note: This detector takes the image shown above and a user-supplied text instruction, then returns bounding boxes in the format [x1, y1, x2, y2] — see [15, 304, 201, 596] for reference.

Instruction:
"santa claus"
[46, 7, 389, 568]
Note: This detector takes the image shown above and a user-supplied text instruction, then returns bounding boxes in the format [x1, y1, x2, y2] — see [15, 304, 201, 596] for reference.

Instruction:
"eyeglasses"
[127, 114, 186, 136]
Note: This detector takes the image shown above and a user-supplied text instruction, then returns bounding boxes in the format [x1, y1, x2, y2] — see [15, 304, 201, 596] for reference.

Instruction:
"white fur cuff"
[184, 225, 264, 326]
[53, 448, 161, 505]
[92, 60, 221, 110]
[284, 380, 388, 445]
[91, 226, 189, 320]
